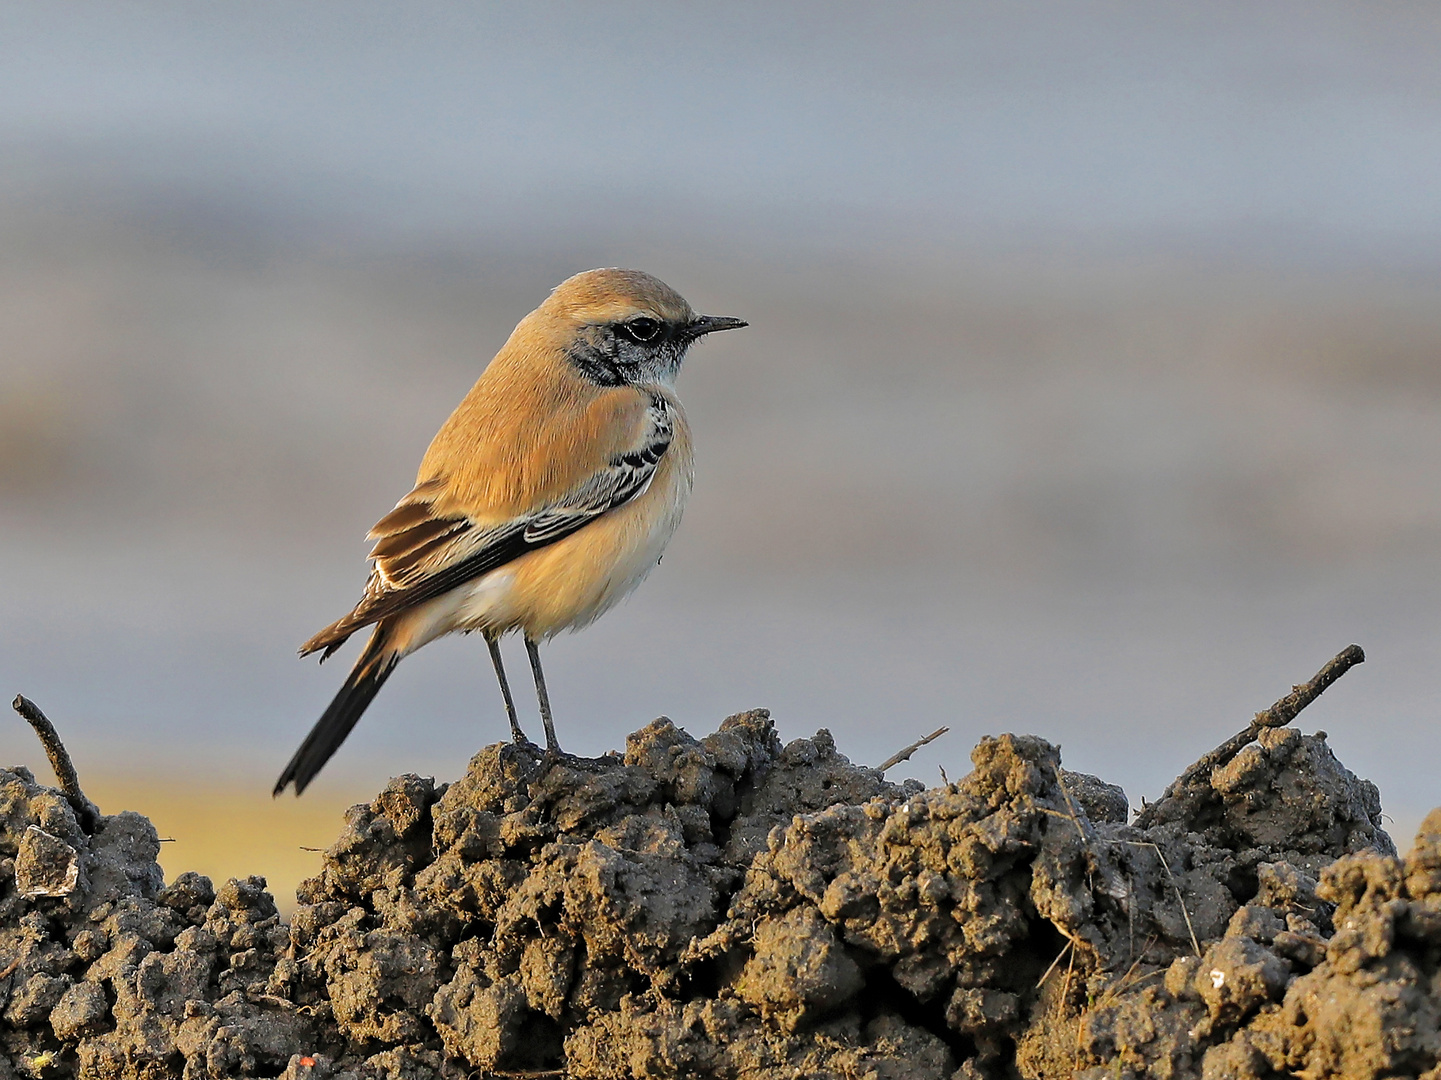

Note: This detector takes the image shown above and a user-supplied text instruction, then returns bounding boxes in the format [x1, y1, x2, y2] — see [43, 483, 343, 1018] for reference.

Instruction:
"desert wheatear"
[275, 269, 746, 795]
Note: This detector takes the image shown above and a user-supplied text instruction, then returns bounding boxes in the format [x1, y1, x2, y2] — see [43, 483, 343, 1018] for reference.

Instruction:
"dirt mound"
[1, 702, 1433, 1079]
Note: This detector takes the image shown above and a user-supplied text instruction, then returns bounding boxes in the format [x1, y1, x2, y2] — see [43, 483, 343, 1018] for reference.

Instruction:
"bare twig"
[1134, 645, 1364, 829]
[12, 695, 100, 833]
[878, 726, 949, 772]
[1124, 842, 1200, 957]
[1254, 644, 1365, 729]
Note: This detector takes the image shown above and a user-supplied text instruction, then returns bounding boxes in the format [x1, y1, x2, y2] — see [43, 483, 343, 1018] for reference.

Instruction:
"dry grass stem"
[1037, 937, 1075, 989]
[1124, 842, 1200, 956]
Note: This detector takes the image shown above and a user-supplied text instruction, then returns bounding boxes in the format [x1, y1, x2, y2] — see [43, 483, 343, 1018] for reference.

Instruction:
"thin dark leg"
[525, 637, 561, 754]
[487, 636, 529, 744]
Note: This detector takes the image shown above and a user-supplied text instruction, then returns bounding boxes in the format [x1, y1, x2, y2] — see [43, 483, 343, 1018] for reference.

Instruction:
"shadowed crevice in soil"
[4, 707, 1436, 1079]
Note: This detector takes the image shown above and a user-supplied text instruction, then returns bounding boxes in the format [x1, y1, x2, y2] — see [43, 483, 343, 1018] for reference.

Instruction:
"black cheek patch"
[564, 341, 624, 387]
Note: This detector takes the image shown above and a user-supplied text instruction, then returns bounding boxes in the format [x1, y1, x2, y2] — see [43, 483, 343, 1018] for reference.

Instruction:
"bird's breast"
[442, 412, 694, 641]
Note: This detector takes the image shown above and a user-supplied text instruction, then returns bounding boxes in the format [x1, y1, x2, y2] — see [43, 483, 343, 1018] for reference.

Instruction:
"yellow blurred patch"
[84, 776, 367, 918]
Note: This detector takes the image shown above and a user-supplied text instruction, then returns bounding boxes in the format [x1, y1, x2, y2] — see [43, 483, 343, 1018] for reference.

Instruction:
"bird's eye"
[623, 317, 662, 343]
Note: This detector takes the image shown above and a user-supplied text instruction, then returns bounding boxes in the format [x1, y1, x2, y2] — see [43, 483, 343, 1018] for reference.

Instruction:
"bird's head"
[539, 268, 747, 388]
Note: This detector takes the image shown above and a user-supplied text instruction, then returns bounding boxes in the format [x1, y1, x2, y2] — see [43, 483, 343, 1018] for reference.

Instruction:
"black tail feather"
[275, 628, 398, 796]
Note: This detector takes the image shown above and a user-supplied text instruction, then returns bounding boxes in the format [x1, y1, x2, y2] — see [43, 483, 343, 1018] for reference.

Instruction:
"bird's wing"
[301, 395, 673, 657]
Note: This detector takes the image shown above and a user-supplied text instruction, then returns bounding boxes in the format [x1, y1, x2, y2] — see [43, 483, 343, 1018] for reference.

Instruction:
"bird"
[274, 268, 747, 796]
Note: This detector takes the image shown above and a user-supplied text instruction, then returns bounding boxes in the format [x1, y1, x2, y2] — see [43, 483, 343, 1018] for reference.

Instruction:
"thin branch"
[1134, 645, 1364, 829]
[878, 726, 950, 772]
[1254, 644, 1366, 729]
[12, 695, 99, 833]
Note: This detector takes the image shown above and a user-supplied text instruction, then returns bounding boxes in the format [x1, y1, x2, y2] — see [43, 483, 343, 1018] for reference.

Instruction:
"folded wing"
[301, 395, 673, 658]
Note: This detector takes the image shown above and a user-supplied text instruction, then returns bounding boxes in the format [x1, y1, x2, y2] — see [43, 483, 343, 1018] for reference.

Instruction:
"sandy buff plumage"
[275, 269, 746, 795]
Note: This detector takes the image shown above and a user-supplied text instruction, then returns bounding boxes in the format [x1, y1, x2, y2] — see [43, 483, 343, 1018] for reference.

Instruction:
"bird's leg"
[486, 636, 529, 745]
[524, 637, 562, 756]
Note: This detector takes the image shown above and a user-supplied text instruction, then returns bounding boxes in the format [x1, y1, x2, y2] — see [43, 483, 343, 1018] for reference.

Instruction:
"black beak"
[684, 314, 748, 340]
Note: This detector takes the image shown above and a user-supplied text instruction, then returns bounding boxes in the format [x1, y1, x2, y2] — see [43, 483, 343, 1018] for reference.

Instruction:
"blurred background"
[4, 2, 1441, 909]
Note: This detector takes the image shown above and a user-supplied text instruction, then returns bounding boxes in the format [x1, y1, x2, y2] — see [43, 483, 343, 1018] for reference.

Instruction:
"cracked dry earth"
[2, 707, 1436, 1079]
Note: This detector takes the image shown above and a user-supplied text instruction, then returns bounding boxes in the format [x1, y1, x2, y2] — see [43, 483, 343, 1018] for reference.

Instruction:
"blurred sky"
[3, 2, 1441, 847]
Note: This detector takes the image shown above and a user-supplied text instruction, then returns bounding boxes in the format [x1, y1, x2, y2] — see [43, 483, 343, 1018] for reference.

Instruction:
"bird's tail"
[275, 624, 399, 796]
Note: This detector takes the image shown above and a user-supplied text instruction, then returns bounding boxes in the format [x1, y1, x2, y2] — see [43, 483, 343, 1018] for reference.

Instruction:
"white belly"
[396, 451, 691, 651]
[559, 482, 686, 630]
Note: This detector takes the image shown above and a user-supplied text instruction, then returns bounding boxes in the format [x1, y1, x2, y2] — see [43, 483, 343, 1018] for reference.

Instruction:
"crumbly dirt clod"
[2, 708, 1433, 1078]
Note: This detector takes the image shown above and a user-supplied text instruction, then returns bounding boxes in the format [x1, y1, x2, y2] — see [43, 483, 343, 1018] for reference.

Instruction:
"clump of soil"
[1, 705, 1433, 1079]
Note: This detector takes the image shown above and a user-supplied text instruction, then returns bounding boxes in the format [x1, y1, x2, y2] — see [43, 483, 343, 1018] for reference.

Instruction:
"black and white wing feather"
[300, 396, 674, 657]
